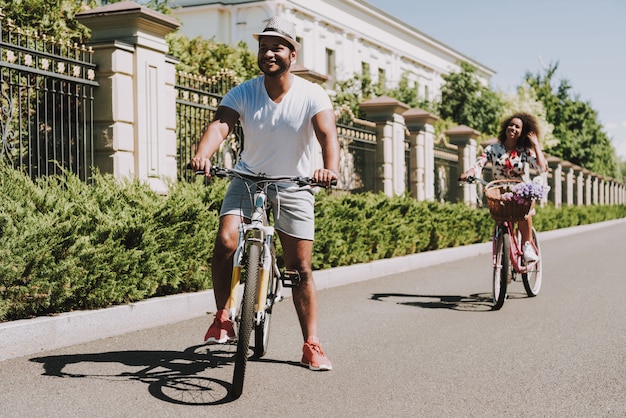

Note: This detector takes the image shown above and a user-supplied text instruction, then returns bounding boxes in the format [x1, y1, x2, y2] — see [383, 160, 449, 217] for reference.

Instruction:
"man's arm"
[189, 106, 240, 175]
[311, 108, 340, 184]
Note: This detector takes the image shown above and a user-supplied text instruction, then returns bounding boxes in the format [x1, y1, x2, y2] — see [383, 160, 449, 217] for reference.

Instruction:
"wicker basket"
[485, 179, 532, 222]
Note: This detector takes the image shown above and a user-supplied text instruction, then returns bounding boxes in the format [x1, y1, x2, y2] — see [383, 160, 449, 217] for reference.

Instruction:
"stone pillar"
[584, 169, 592, 206]
[599, 178, 605, 205]
[563, 161, 574, 206]
[76, 2, 180, 194]
[548, 156, 562, 208]
[610, 180, 617, 205]
[592, 176, 599, 205]
[575, 167, 584, 206]
[403, 108, 438, 201]
[359, 96, 410, 197]
[446, 125, 479, 206]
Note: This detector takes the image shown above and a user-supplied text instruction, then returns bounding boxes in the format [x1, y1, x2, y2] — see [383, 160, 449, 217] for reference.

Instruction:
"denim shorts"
[220, 177, 316, 240]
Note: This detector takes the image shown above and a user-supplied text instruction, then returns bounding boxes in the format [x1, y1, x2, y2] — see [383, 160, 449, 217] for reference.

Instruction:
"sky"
[365, 0, 626, 160]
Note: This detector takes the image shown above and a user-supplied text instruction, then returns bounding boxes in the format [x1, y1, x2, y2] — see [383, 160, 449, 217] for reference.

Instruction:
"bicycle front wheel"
[231, 241, 260, 400]
[492, 227, 510, 310]
[522, 228, 542, 297]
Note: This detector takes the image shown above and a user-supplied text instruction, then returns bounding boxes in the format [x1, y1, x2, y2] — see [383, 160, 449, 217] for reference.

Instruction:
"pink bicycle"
[465, 176, 542, 310]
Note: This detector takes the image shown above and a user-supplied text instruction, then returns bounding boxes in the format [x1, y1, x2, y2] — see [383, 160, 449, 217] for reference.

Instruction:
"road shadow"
[370, 291, 529, 312]
[29, 344, 299, 406]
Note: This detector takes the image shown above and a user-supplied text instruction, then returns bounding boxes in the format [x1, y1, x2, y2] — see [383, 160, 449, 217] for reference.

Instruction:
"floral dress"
[472, 142, 540, 181]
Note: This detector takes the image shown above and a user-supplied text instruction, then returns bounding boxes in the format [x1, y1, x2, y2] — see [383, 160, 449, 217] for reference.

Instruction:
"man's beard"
[259, 57, 291, 77]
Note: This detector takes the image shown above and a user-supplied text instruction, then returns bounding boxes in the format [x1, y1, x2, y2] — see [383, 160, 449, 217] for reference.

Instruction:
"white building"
[169, 0, 494, 101]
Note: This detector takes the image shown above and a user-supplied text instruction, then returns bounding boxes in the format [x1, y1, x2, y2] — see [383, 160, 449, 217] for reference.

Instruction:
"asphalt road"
[1, 220, 625, 417]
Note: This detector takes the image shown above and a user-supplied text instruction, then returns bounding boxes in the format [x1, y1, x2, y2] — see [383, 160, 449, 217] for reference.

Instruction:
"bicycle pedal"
[281, 269, 301, 288]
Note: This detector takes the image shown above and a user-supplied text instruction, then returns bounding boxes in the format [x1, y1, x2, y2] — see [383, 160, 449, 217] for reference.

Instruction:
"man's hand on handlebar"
[188, 157, 212, 177]
[313, 168, 338, 187]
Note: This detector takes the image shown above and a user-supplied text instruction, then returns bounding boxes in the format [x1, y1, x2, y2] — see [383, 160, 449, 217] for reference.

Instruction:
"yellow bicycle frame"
[227, 221, 274, 326]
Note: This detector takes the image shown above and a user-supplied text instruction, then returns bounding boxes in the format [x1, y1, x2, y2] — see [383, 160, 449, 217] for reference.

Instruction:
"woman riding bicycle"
[460, 112, 548, 261]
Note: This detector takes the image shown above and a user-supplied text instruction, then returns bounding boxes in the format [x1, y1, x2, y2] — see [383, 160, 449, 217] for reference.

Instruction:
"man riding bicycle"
[189, 16, 339, 371]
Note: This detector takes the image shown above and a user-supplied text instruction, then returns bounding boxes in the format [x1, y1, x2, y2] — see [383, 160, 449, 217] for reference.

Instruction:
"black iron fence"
[336, 108, 377, 192]
[175, 70, 242, 181]
[0, 14, 97, 182]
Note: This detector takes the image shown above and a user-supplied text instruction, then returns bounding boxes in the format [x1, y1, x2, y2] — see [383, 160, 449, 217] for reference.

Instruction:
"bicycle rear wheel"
[253, 243, 280, 358]
[231, 241, 260, 400]
[492, 227, 510, 310]
[522, 228, 542, 297]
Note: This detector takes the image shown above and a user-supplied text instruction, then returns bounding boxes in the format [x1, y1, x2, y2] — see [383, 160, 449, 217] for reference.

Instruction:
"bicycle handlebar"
[188, 164, 336, 188]
[458, 175, 489, 186]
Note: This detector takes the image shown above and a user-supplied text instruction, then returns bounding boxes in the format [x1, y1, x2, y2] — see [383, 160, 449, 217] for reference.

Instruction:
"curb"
[1, 218, 623, 361]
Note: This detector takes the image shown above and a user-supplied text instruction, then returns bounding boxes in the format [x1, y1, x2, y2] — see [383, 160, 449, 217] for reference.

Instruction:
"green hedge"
[1, 162, 625, 321]
[311, 193, 493, 269]
[0, 164, 224, 321]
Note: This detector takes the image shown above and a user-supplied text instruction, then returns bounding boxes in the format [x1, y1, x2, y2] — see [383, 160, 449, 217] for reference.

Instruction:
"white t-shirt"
[219, 75, 332, 177]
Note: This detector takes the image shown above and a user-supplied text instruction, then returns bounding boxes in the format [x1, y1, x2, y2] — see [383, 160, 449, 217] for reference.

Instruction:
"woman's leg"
[518, 202, 536, 244]
[518, 216, 532, 244]
[518, 203, 538, 261]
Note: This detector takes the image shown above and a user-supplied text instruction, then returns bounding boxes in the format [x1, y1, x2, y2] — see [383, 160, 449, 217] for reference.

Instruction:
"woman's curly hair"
[497, 112, 540, 149]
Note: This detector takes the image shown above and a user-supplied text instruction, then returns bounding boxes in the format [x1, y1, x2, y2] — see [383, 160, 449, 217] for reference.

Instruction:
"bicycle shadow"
[370, 291, 528, 312]
[30, 343, 304, 405]
[29, 344, 291, 406]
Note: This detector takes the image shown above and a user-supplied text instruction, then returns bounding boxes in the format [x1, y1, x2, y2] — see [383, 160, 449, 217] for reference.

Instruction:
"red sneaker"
[204, 309, 235, 344]
[301, 337, 333, 371]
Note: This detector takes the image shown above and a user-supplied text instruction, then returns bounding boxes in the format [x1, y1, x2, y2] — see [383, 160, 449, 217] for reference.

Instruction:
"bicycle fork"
[255, 229, 277, 326]
[491, 225, 504, 267]
[226, 226, 276, 329]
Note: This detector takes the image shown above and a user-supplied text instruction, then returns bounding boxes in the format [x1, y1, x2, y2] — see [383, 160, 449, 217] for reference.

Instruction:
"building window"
[377, 67, 386, 89]
[361, 61, 370, 76]
[296, 36, 303, 63]
[326, 48, 336, 82]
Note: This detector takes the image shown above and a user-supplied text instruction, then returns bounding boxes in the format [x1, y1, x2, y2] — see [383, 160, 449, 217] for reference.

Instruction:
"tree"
[0, 0, 100, 43]
[438, 61, 503, 137]
[167, 34, 258, 82]
[333, 72, 382, 118]
[525, 62, 619, 178]
[387, 74, 437, 114]
[333, 71, 437, 118]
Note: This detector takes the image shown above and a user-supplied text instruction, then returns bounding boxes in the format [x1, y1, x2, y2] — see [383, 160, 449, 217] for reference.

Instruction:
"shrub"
[0, 164, 224, 321]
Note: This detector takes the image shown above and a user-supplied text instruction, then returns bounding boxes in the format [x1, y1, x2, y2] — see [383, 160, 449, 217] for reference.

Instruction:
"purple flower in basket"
[501, 177, 549, 204]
